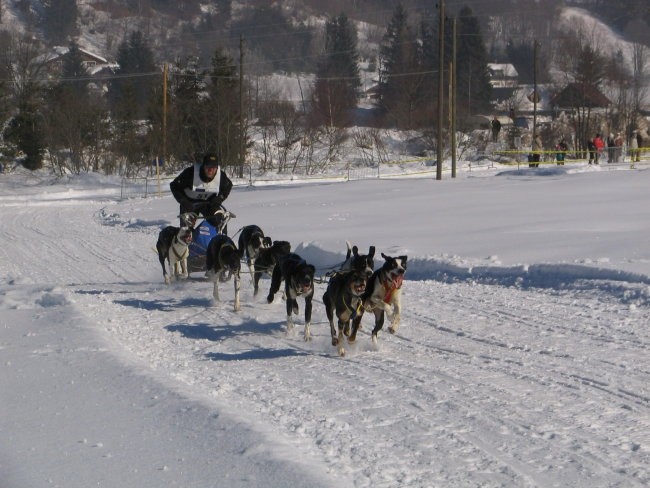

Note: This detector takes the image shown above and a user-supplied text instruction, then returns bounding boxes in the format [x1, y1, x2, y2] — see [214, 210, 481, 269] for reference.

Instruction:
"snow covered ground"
[1, 163, 649, 487]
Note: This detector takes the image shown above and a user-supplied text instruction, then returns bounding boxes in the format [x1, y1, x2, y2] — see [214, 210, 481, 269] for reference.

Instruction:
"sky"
[0, 161, 648, 488]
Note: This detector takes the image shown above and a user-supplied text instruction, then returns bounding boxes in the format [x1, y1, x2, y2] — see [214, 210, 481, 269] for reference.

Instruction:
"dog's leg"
[371, 309, 385, 347]
[248, 258, 255, 285]
[212, 281, 220, 302]
[337, 320, 347, 356]
[161, 257, 171, 285]
[348, 311, 364, 343]
[253, 270, 262, 296]
[180, 257, 188, 279]
[324, 292, 338, 346]
[387, 295, 401, 334]
[266, 266, 282, 303]
[303, 293, 313, 342]
[233, 272, 241, 312]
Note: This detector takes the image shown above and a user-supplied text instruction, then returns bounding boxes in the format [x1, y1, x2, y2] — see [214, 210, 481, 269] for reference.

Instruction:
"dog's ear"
[352, 245, 359, 257]
[368, 246, 376, 258]
[381, 252, 389, 260]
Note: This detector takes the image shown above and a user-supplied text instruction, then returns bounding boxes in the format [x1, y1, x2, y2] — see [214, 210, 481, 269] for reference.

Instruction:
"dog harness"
[171, 235, 189, 261]
[184, 162, 221, 201]
[381, 274, 403, 303]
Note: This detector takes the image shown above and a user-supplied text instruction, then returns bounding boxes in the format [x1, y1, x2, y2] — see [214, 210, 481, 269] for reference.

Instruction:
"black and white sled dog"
[205, 234, 241, 312]
[349, 253, 407, 347]
[250, 240, 291, 296]
[327, 242, 375, 279]
[323, 269, 368, 356]
[156, 225, 193, 284]
[267, 252, 315, 341]
[238, 224, 272, 284]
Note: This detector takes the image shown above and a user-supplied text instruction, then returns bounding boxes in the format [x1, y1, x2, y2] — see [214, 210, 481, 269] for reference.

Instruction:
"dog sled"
[180, 207, 236, 274]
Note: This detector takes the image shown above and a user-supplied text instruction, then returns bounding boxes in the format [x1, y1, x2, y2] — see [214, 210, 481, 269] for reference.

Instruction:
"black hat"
[202, 153, 219, 168]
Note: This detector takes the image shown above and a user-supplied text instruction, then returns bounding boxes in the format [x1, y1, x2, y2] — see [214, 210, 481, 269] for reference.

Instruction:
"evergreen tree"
[377, 4, 425, 129]
[205, 48, 247, 174]
[42, 0, 79, 45]
[108, 31, 157, 119]
[312, 13, 360, 127]
[575, 45, 607, 88]
[456, 6, 492, 116]
[167, 56, 207, 166]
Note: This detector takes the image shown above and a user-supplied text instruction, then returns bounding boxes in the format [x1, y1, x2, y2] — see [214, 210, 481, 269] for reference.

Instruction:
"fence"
[120, 149, 650, 200]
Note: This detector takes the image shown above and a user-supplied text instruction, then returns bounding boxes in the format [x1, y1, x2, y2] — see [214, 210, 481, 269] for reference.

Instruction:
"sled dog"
[267, 252, 315, 341]
[238, 225, 272, 284]
[205, 234, 241, 312]
[323, 269, 368, 356]
[328, 242, 375, 279]
[156, 225, 193, 284]
[350, 253, 407, 347]
[250, 240, 291, 296]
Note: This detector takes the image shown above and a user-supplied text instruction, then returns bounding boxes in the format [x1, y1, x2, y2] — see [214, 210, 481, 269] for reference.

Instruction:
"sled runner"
[180, 207, 236, 274]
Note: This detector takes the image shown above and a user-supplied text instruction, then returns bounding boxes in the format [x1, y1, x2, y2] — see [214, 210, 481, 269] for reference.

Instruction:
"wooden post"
[239, 35, 245, 178]
[436, 0, 445, 180]
[160, 62, 168, 196]
[451, 17, 457, 178]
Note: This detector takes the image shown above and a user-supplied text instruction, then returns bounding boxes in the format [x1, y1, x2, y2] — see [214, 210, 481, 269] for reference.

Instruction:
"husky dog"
[238, 225, 273, 285]
[156, 225, 193, 284]
[349, 253, 407, 347]
[327, 242, 375, 279]
[267, 253, 315, 341]
[250, 240, 291, 296]
[205, 234, 241, 312]
[323, 269, 368, 356]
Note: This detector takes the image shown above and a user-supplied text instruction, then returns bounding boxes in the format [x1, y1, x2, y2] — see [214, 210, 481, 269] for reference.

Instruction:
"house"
[487, 63, 518, 88]
[41, 46, 110, 77]
[550, 82, 611, 110]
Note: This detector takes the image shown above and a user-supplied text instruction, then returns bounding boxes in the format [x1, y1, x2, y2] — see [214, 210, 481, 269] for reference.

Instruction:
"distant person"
[587, 138, 596, 164]
[607, 133, 616, 163]
[170, 152, 233, 227]
[556, 139, 568, 165]
[491, 116, 501, 142]
[614, 132, 624, 163]
[593, 133, 605, 164]
[630, 130, 640, 167]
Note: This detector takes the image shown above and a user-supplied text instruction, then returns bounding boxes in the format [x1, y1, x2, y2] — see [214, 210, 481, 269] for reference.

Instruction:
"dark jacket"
[170, 164, 233, 213]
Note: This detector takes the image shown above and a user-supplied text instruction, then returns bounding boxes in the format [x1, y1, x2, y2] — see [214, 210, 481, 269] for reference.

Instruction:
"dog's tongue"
[393, 275, 404, 289]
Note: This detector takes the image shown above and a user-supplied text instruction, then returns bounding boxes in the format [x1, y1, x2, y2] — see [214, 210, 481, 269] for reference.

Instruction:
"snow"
[1, 161, 648, 487]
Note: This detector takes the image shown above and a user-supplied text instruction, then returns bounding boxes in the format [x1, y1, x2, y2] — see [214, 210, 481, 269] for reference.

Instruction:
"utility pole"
[239, 35, 245, 179]
[436, 0, 445, 180]
[160, 62, 168, 197]
[533, 40, 538, 164]
[451, 17, 457, 178]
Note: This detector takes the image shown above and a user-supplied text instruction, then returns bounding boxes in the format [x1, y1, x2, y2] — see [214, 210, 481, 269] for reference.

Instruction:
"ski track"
[3, 197, 649, 487]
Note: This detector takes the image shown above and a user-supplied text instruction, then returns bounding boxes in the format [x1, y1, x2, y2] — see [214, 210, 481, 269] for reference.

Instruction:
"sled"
[180, 207, 236, 274]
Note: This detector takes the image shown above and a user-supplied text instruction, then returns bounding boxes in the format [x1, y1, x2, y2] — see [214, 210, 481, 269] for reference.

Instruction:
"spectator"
[630, 130, 640, 167]
[491, 116, 501, 142]
[614, 132, 624, 163]
[607, 133, 616, 163]
[593, 133, 605, 164]
[556, 139, 568, 165]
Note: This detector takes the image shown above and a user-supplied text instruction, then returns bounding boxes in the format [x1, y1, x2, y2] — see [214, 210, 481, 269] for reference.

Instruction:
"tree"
[1, 35, 47, 170]
[108, 31, 157, 119]
[312, 13, 360, 127]
[205, 48, 247, 175]
[377, 4, 425, 129]
[456, 6, 492, 117]
[43, 40, 108, 174]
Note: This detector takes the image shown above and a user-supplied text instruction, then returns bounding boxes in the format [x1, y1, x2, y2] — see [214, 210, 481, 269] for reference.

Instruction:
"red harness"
[382, 274, 403, 303]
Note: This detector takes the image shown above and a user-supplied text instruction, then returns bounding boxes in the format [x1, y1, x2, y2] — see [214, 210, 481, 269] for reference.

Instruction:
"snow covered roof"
[487, 63, 518, 78]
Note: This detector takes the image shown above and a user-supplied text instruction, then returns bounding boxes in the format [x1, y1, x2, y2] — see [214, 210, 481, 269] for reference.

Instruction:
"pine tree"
[312, 13, 360, 127]
[377, 4, 424, 129]
[205, 48, 246, 174]
[456, 6, 492, 116]
[108, 31, 157, 119]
